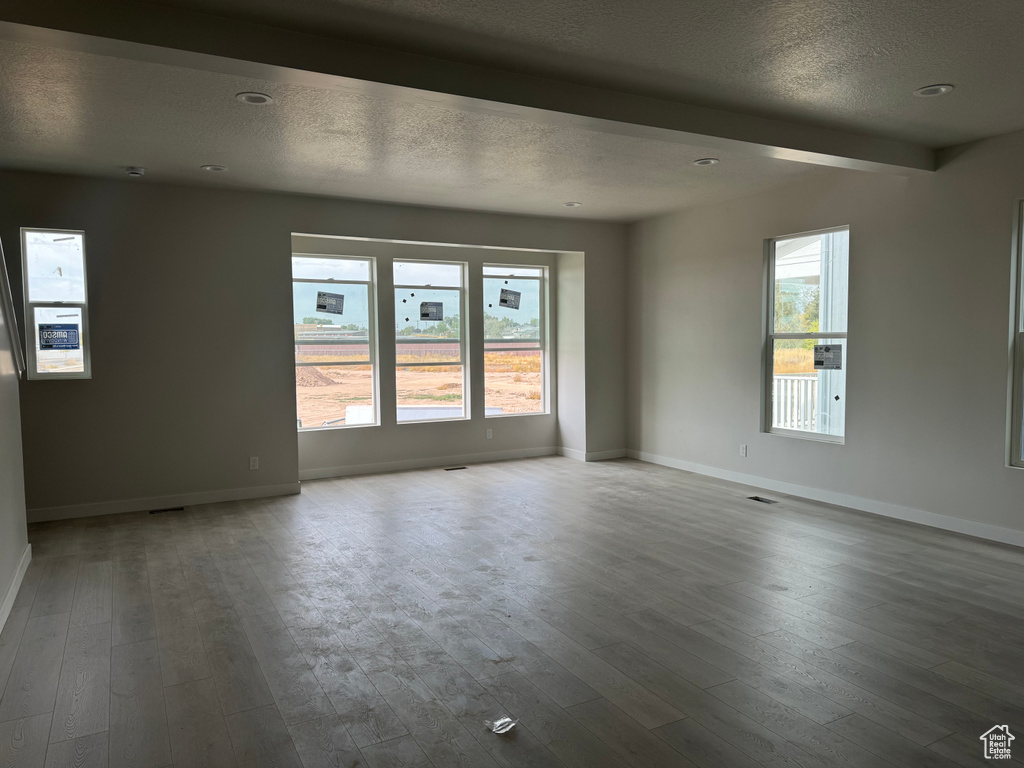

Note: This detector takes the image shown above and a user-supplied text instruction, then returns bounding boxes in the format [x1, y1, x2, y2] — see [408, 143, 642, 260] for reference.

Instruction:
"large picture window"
[394, 260, 467, 422]
[22, 229, 91, 380]
[292, 255, 377, 430]
[765, 227, 849, 441]
[483, 265, 547, 416]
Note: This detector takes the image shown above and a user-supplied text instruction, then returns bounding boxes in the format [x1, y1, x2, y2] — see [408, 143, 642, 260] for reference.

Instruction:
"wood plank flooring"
[2, 456, 1023, 767]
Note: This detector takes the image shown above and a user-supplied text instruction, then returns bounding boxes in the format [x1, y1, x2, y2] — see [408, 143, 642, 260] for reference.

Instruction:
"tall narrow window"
[483, 265, 547, 416]
[292, 255, 377, 430]
[22, 229, 91, 379]
[1012, 205, 1024, 467]
[765, 227, 849, 441]
[394, 260, 467, 422]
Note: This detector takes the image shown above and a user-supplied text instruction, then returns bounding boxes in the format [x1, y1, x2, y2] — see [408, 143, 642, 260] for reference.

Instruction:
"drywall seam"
[628, 450, 1024, 548]
[300, 446, 559, 480]
[27, 482, 301, 523]
[0, 543, 31, 632]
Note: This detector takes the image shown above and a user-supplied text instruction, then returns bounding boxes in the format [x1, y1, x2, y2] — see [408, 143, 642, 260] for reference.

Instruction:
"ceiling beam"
[0, 0, 936, 174]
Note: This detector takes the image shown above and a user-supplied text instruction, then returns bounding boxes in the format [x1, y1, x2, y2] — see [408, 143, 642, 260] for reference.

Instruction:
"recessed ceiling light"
[563, 201, 583, 208]
[236, 92, 273, 105]
[692, 158, 720, 166]
[201, 164, 227, 172]
[913, 84, 954, 97]
[124, 166, 145, 177]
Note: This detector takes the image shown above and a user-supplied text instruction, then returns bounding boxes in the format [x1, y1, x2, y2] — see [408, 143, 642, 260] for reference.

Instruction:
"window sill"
[765, 428, 845, 445]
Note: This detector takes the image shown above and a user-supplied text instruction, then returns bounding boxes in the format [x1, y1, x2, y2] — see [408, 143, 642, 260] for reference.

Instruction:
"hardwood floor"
[2, 456, 1023, 767]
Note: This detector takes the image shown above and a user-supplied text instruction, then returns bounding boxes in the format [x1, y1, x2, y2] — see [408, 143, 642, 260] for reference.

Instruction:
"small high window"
[765, 227, 849, 441]
[22, 229, 91, 379]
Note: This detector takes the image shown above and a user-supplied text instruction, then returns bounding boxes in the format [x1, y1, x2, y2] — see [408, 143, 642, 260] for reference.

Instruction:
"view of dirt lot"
[296, 355, 542, 427]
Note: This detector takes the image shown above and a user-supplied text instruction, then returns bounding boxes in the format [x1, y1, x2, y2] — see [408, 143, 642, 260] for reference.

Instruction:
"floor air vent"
[444, 466, 467, 471]
[748, 496, 778, 504]
[149, 506, 184, 514]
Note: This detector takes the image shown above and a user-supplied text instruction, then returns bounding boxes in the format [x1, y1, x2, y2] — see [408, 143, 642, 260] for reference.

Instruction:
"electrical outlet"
[249, 456, 259, 470]
[486, 429, 493, 439]
[739, 444, 748, 457]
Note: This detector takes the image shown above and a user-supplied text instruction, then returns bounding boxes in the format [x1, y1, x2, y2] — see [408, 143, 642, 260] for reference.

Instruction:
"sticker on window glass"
[813, 344, 842, 370]
[39, 324, 80, 350]
[499, 289, 521, 310]
[420, 302, 443, 321]
[315, 291, 345, 315]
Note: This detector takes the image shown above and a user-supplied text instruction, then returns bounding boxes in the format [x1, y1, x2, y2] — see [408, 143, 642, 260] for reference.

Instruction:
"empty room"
[1, 1, 1023, 767]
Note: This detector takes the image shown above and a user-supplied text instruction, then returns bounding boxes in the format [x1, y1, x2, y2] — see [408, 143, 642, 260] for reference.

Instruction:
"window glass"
[394, 261, 462, 287]
[25, 231, 86, 303]
[291, 256, 370, 282]
[393, 262, 465, 422]
[292, 256, 376, 430]
[483, 268, 545, 416]
[33, 306, 86, 374]
[770, 338, 846, 437]
[773, 231, 848, 334]
[767, 228, 848, 440]
[483, 265, 543, 278]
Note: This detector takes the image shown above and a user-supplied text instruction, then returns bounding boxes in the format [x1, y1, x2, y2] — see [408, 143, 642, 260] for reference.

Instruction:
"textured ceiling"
[151, 0, 1024, 148]
[0, 39, 822, 220]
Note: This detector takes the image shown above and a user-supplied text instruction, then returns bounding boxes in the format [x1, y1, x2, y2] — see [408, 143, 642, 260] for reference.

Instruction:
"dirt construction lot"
[296, 366, 542, 426]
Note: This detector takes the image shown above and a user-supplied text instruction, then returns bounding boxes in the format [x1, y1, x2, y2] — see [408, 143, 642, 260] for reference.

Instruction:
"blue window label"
[39, 324, 80, 350]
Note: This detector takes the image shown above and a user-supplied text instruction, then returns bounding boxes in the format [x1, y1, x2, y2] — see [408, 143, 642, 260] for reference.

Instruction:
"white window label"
[420, 301, 443, 321]
[499, 288, 521, 309]
[813, 344, 842, 370]
[315, 291, 345, 315]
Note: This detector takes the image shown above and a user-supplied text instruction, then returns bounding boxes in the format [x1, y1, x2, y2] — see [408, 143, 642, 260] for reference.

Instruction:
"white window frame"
[483, 264, 549, 417]
[394, 259, 469, 423]
[21, 227, 92, 380]
[763, 226, 848, 444]
[1010, 203, 1024, 468]
[292, 254, 379, 430]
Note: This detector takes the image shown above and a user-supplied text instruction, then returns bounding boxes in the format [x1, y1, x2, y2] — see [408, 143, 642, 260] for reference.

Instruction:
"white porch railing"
[773, 374, 817, 431]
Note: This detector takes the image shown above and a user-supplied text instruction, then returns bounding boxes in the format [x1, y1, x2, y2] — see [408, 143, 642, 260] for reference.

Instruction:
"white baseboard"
[300, 446, 558, 481]
[27, 483, 302, 523]
[557, 447, 627, 462]
[0, 544, 31, 632]
[628, 449, 1024, 548]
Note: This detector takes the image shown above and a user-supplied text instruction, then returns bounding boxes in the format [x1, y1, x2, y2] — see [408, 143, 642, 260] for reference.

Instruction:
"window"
[394, 260, 467, 422]
[765, 227, 849, 441]
[1012, 205, 1024, 467]
[21, 229, 91, 379]
[292, 255, 377, 430]
[483, 265, 547, 415]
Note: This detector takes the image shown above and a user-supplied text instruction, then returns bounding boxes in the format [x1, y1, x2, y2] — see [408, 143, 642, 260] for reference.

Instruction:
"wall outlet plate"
[740, 444, 748, 457]
[249, 456, 259, 470]
[486, 429, 493, 439]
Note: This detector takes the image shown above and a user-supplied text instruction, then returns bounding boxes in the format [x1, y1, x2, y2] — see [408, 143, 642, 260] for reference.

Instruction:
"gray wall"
[0, 268, 28, 614]
[0, 170, 627, 518]
[628, 130, 1024, 537]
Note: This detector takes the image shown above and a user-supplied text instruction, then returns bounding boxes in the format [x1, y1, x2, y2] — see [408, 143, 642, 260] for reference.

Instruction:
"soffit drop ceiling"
[0, 39, 822, 220]
[151, 0, 1024, 149]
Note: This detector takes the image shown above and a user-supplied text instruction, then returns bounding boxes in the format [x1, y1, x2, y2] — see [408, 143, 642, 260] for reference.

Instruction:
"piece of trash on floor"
[485, 717, 517, 734]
